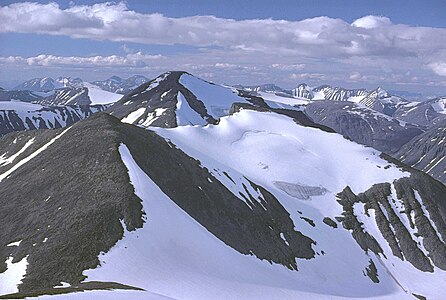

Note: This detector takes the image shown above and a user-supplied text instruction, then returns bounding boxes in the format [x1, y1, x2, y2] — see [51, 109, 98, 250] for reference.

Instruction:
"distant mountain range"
[91, 75, 149, 94]
[13, 75, 149, 95]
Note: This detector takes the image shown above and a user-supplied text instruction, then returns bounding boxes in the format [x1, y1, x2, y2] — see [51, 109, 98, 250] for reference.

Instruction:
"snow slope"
[83, 144, 411, 300]
[83, 83, 123, 104]
[257, 91, 308, 106]
[0, 256, 28, 295]
[156, 110, 408, 194]
[151, 110, 445, 300]
[179, 74, 247, 119]
[0, 101, 43, 111]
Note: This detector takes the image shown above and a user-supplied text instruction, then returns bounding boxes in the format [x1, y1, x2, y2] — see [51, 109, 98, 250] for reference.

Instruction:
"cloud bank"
[0, 2, 445, 92]
[0, 52, 162, 67]
[1, 2, 445, 60]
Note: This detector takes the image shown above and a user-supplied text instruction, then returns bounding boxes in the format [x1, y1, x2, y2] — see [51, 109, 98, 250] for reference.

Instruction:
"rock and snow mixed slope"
[394, 97, 446, 128]
[358, 88, 408, 116]
[304, 101, 423, 154]
[394, 119, 446, 184]
[108, 71, 249, 127]
[0, 101, 105, 136]
[35, 84, 123, 106]
[12, 77, 123, 105]
[0, 108, 444, 299]
[236, 83, 407, 115]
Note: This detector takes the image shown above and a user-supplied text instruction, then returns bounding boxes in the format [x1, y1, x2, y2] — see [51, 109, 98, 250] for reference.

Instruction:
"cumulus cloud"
[351, 16, 391, 29]
[1, 1, 445, 61]
[428, 62, 446, 76]
[271, 63, 306, 71]
[349, 71, 363, 80]
[0, 52, 163, 67]
[1, 2, 445, 91]
[289, 73, 327, 80]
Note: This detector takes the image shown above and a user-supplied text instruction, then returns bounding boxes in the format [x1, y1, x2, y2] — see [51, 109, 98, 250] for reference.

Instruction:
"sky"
[0, 0, 446, 96]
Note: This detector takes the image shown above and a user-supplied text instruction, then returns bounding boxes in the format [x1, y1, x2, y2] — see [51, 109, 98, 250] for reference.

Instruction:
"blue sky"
[0, 1, 445, 95]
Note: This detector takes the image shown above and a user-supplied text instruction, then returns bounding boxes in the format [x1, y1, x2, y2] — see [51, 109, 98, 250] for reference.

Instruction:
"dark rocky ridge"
[304, 101, 423, 154]
[0, 113, 316, 295]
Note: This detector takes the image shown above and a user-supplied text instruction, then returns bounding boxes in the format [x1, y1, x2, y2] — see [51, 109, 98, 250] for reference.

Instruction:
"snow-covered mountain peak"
[108, 71, 249, 127]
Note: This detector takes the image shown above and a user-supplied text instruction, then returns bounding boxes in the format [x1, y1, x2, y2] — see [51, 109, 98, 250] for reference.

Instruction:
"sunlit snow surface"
[84, 137, 418, 299]
[0, 256, 28, 295]
[83, 83, 123, 104]
[257, 91, 309, 106]
[179, 74, 247, 119]
[0, 101, 43, 111]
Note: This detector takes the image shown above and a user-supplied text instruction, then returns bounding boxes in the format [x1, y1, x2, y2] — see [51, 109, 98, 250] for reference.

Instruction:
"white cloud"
[351, 16, 391, 29]
[289, 73, 326, 80]
[271, 64, 306, 71]
[0, 52, 163, 67]
[0, 2, 445, 60]
[428, 62, 446, 76]
[0, 2, 445, 92]
[349, 72, 363, 80]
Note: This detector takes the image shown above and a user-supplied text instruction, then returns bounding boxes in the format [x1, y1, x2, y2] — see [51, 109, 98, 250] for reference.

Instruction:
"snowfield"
[83, 83, 123, 104]
[257, 91, 309, 106]
[79, 110, 444, 299]
[179, 74, 248, 119]
[156, 110, 409, 195]
[82, 144, 412, 300]
[0, 101, 43, 111]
